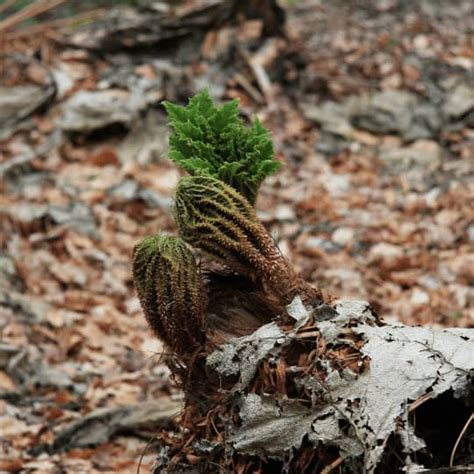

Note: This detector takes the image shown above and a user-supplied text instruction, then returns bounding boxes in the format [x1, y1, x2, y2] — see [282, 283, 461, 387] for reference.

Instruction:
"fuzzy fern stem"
[174, 175, 322, 306]
[132, 235, 207, 355]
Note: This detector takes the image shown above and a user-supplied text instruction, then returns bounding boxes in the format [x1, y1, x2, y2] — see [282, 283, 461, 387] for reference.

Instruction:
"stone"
[349, 91, 441, 140]
[368, 243, 404, 271]
[61, 89, 147, 133]
[302, 101, 354, 139]
[108, 178, 172, 209]
[350, 90, 416, 134]
[0, 85, 54, 140]
[331, 227, 355, 247]
[379, 140, 443, 173]
[315, 132, 350, 156]
[442, 81, 474, 120]
[118, 109, 169, 165]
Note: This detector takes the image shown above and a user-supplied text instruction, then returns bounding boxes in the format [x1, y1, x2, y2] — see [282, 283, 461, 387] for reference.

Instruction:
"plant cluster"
[133, 90, 321, 357]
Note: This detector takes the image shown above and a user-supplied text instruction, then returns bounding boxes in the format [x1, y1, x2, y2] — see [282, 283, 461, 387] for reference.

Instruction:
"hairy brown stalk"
[174, 175, 323, 306]
[133, 235, 207, 356]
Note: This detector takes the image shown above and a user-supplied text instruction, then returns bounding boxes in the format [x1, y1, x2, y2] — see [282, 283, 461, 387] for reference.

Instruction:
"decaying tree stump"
[152, 298, 473, 473]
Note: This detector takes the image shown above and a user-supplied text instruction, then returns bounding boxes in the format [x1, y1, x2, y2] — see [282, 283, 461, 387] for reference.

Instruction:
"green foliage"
[133, 235, 206, 354]
[163, 89, 280, 205]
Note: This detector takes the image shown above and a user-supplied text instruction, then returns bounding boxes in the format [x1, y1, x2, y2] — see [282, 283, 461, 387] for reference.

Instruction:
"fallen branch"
[52, 399, 182, 452]
[4, 8, 106, 39]
[0, 0, 66, 34]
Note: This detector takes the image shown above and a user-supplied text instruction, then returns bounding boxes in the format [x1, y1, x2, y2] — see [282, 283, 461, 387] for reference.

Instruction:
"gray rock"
[0, 84, 55, 140]
[109, 178, 172, 209]
[350, 90, 416, 134]
[118, 109, 169, 165]
[61, 89, 147, 133]
[315, 132, 350, 156]
[408, 103, 442, 141]
[302, 101, 354, 139]
[349, 90, 441, 140]
[442, 81, 474, 120]
[379, 140, 445, 191]
[0, 202, 97, 237]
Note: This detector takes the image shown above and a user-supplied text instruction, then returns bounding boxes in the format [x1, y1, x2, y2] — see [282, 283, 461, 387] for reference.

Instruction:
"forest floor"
[0, 0, 473, 472]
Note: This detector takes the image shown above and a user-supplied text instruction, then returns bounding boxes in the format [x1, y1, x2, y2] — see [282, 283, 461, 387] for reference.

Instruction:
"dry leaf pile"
[0, 0, 472, 472]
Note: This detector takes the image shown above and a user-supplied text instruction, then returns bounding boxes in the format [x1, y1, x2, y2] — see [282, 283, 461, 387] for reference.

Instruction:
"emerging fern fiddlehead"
[133, 235, 207, 356]
[175, 175, 322, 305]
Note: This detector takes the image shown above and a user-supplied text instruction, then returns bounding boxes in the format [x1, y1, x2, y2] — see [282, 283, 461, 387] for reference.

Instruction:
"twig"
[321, 456, 343, 474]
[297, 331, 320, 339]
[137, 436, 157, 474]
[450, 412, 473, 467]
[239, 44, 277, 105]
[0, 0, 66, 34]
[234, 72, 265, 104]
[5, 8, 106, 38]
[408, 391, 433, 413]
[248, 59, 273, 105]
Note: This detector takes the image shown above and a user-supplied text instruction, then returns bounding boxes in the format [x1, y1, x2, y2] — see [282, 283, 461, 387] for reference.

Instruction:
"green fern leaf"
[163, 89, 280, 204]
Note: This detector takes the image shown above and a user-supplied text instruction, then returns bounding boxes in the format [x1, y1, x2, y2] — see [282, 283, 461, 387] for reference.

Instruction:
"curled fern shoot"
[174, 175, 322, 305]
[133, 235, 207, 355]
